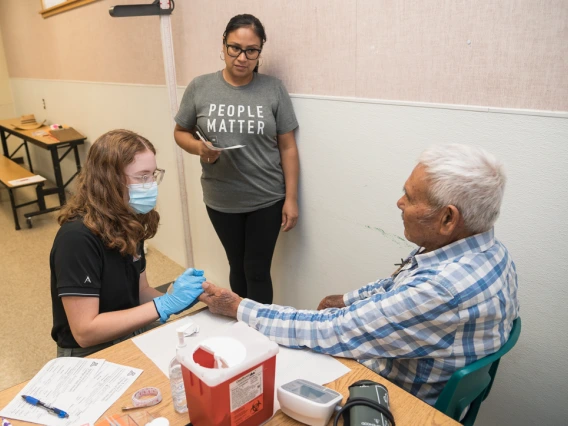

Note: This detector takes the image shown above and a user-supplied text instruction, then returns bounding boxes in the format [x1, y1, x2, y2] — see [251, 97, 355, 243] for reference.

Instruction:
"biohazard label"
[230, 365, 264, 425]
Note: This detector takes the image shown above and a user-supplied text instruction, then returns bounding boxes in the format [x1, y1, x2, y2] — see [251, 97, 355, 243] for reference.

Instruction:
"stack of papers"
[0, 358, 142, 426]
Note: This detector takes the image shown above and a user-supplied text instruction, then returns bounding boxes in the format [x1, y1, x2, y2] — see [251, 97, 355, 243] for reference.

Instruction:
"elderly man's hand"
[198, 282, 242, 318]
[316, 294, 346, 310]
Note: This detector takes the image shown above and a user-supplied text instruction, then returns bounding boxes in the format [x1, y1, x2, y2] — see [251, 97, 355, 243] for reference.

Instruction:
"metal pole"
[110, 1, 194, 267]
[159, 12, 194, 268]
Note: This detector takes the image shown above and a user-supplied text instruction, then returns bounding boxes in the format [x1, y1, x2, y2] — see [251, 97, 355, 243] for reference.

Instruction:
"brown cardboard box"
[49, 127, 85, 142]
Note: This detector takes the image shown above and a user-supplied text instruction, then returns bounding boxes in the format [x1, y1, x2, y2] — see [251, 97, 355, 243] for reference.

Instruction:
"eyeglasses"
[225, 44, 262, 60]
[126, 168, 165, 189]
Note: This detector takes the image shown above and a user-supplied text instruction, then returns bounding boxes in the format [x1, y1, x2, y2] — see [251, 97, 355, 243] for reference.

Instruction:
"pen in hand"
[21, 395, 69, 419]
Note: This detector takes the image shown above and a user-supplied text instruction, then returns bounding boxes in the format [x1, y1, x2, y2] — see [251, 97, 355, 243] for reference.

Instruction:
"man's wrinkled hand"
[317, 294, 346, 310]
[198, 282, 242, 318]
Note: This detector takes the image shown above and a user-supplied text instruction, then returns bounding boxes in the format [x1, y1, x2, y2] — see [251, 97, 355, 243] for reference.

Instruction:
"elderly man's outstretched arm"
[199, 279, 458, 360]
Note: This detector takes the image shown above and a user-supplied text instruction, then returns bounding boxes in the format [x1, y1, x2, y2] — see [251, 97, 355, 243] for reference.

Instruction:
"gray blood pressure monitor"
[277, 379, 343, 426]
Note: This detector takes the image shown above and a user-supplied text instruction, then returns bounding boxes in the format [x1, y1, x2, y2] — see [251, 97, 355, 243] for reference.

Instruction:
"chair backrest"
[434, 317, 521, 426]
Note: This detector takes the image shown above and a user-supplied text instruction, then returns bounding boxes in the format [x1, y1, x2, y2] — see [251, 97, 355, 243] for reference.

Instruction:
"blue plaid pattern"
[237, 228, 519, 405]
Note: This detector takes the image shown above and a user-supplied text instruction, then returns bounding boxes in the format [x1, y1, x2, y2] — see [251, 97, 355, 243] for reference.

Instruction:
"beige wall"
[0, 0, 167, 85]
[0, 22, 15, 118]
[1, 0, 567, 110]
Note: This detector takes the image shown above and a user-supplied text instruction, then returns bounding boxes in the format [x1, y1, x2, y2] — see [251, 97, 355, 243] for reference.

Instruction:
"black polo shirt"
[50, 219, 146, 348]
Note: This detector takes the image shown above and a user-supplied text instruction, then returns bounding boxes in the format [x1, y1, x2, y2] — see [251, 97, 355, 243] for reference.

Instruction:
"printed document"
[0, 358, 142, 426]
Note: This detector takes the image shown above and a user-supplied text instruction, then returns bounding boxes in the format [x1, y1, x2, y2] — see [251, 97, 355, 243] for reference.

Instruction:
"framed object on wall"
[40, 0, 97, 18]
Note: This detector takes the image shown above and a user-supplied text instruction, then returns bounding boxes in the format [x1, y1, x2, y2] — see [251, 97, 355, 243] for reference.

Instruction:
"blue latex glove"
[153, 268, 206, 323]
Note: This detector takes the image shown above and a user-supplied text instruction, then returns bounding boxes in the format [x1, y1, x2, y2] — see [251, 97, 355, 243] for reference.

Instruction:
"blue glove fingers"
[155, 273, 206, 322]
[175, 274, 206, 287]
[182, 268, 204, 277]
[178, 274, 205, 290]
[173, 268, 205, 289]
[171, 278, 205, 314]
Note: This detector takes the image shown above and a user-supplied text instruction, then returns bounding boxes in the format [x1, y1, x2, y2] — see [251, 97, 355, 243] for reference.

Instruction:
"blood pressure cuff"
[336, 380, 396, 426]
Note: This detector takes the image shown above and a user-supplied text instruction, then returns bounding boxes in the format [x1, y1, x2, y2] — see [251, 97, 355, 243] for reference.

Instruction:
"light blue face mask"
[128, 182, 158, 214]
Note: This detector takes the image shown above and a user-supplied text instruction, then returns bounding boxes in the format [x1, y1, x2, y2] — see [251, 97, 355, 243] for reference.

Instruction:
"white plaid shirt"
[237, 228, 519, 405]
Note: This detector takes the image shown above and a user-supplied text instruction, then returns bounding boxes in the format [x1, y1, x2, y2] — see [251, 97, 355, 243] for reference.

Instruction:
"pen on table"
[21, 395, 69, 419]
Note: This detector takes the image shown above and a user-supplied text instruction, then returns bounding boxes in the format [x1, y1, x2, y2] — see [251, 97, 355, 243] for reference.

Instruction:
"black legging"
[206, 199, 284, 304]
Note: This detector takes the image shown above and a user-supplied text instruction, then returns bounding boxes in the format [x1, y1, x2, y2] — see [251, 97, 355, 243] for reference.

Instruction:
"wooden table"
[0, 156, 47, 230]
[0, 118, 86, 225]
[0, 322, 459, 426]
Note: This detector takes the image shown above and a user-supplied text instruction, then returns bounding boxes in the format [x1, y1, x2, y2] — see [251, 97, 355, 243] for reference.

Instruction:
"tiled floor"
[0, 189, 185, 391]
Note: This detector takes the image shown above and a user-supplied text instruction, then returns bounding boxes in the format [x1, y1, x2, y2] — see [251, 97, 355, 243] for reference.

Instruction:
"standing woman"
[51, 130, 205, 357]
[174, 14, 299, 304]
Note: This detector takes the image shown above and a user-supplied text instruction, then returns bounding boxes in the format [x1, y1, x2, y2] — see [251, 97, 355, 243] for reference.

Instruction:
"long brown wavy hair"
[58, 129, 160, 256]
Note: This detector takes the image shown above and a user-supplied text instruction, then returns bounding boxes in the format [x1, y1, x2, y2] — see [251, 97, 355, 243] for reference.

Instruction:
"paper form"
[216, 144, 246, 150]
[133, 312, 237, 377]
[201, 139, 246, 151]
[133, 310, 351, 412]
[0, 358, 142, 426]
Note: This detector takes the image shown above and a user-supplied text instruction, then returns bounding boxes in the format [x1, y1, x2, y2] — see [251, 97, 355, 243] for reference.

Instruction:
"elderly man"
[199, 144, 519, 406]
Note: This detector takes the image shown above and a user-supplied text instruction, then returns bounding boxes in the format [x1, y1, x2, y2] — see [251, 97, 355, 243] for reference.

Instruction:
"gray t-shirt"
[175, 71, 298, 213]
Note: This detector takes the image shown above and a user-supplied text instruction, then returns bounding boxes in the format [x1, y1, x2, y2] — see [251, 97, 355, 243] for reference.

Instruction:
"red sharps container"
[178, 321, 279, 426]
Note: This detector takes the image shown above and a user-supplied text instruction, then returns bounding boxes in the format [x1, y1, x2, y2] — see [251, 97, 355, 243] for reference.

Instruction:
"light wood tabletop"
[0, 116, 86, 218]
[0, 315, 460, 426]
[0, 156, 45, 188]
[0, 118, 85, 149]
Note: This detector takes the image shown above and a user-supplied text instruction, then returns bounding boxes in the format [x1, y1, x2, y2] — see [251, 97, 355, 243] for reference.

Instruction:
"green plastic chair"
[434, 317, 521, 425]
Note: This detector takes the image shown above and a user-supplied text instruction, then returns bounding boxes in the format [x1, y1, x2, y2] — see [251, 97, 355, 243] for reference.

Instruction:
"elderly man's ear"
[439, 205, 462, 236]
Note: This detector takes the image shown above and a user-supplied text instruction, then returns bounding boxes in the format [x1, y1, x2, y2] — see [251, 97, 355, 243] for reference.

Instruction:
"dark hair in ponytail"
[223, 14, 266, 73]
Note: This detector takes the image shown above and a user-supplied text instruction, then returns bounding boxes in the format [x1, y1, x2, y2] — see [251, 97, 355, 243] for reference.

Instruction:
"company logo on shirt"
[84, 276, 91, 284]
[206, 104, 265, 135]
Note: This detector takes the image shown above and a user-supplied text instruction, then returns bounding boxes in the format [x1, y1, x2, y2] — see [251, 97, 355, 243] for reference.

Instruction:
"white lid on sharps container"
[178, 321, 279, 387]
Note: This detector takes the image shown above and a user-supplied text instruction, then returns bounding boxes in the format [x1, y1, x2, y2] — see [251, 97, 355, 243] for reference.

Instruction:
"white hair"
[418, 144, 506, 234]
